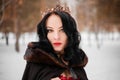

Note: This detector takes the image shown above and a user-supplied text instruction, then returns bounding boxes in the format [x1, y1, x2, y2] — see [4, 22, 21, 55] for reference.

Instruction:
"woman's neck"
[55, 50, 64, 57]
[55, 51, 69, 66]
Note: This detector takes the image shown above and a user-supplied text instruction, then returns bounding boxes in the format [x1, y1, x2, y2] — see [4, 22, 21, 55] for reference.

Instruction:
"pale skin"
[46, 14, 68, 55]
[46, 14, 72, 80]
[51, 77, 61, 80]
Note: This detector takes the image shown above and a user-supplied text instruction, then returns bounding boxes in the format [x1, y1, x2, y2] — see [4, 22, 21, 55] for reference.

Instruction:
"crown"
[41, 5, 71, 17]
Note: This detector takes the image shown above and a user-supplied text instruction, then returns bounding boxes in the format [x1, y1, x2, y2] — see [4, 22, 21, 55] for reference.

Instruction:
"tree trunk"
[94, 23, 100, 48]
[13, 0, 20, 52]
[15, 32, 20, 52]
[5, 32, 9, 45]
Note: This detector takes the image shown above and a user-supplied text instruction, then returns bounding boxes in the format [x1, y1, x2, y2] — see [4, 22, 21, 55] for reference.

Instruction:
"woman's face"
[46, 14, 68, 54]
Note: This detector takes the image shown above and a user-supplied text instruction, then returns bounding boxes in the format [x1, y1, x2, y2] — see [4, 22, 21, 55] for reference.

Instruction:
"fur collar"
[24, 42, 88, 68]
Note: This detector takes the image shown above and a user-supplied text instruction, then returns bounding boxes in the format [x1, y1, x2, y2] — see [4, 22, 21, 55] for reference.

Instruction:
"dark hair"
[37, 11, 81, 62]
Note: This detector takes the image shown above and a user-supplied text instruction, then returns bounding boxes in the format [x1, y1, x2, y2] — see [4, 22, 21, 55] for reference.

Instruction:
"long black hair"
[37, 9, 85, 64]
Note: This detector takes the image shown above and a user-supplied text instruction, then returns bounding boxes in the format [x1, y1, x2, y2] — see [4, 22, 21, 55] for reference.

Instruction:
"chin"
[54, 50, 61, 52]
[54, 48, 63, 52]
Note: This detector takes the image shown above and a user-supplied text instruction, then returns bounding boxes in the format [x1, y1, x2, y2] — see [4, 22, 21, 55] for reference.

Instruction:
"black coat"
[22, 42, 88, 80]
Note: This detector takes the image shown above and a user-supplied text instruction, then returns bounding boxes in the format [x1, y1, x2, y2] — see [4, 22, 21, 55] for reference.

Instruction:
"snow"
[84, 43, 120, 80]
[0, 44, 26, 80]
[0, 32, 120, 80]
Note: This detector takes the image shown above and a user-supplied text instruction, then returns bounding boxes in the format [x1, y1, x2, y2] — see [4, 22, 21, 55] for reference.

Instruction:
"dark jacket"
[22, 42, 88, 80]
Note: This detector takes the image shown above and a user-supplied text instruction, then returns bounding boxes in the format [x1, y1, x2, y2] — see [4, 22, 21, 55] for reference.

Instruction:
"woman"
[22, 5, 88, 80]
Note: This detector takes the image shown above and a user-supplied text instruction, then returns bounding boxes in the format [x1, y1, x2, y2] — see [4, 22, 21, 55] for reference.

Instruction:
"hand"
[51, 77, 61, 80]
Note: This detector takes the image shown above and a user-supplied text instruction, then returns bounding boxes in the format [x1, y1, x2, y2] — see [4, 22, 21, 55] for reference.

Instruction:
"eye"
[60, 28, 64, 32]
[47, 29, 53, 33]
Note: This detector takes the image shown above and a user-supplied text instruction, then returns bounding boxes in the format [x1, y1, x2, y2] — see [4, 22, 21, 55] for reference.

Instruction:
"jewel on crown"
[41, 5, 71, 17]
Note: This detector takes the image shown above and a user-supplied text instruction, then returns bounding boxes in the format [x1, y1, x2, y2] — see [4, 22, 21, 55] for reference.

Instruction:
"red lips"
[53, 42, 62, 46]
[59, 75, 74, 80]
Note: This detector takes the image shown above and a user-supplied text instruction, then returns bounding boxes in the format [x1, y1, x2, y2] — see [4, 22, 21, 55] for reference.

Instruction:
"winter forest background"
[0, 0, 120, 80]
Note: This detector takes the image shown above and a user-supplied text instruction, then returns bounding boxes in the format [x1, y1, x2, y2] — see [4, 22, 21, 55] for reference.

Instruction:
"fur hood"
[24, 42, 88, 68]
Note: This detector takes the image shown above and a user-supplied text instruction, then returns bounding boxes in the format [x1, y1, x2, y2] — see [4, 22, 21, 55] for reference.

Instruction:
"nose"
[53, 32, 60, 40]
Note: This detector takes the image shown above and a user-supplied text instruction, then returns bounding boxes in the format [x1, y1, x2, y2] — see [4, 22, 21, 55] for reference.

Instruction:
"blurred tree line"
[76, 0, 120, 47]
[0, 0, 120, 52]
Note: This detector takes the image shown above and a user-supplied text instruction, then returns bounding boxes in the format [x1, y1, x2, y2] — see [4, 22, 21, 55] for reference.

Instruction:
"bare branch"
[0, 0, 14, 25]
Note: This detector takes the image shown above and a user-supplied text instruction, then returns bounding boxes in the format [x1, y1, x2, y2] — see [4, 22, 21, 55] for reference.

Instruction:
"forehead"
[46, 14, 63, 28]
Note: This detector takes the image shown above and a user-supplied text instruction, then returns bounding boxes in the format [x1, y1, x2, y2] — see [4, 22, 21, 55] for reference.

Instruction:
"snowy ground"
[0, 32, 120, 80]
[84, 42, 120, 80]
[0, 44, 26, 80]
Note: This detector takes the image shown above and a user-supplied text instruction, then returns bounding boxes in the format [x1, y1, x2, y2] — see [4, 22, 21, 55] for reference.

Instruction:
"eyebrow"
[46, 26, 63, 29]
[46, 26, 53, 29]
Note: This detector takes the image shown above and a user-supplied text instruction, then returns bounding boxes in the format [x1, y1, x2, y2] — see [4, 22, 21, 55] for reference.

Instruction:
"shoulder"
[24, 42, 48, 63]
[24, 42, 53, 62]
[23, 42, 66, 67]
[27, 42, 40, 49]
